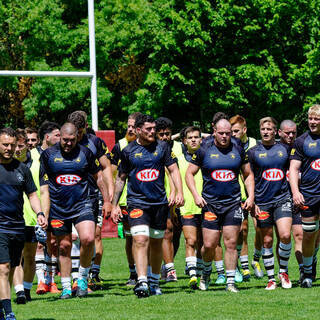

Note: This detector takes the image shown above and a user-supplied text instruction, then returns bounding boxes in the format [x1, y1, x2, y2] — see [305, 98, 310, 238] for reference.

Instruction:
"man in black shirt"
[0, 128, 47, 320]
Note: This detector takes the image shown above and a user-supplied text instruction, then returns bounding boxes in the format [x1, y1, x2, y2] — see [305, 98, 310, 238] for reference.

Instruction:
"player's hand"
[175, 192, 184, 208]
[292, 191, 305, 208]
[168, 191, 176, 207]
[111, 205, 122, 224]
[102, 201, 112, 218]
[253, 204, 261, 218]
[37, 215, 48, 230]
[243, 196, 254, 212]
[194, 194, 207, 208]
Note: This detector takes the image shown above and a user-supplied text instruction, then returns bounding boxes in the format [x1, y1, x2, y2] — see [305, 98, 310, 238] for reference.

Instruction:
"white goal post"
[0, 0, 99, 130]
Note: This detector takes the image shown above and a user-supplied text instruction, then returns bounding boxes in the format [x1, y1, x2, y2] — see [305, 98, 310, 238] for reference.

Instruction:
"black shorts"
[89, 196, 100, 223]
[127, 204, 169, 231]
[49, 212, 95, 236]
[120, 206, 129, 223]
[292, 206, 302, 225]
[181, 214, 202, 228]
[25, 226, 37, 243]
[256, 197, 292, 228]
[202, 202, 243, 231]
[299, 199, 320, 218]
[0, 232, 25, 267]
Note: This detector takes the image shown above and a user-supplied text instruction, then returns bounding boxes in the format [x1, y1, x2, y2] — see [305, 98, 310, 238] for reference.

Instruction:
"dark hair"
[25, 127, 38, 135]
[39, 121, 60, 141]
[0, 127, 17, 138]
[212, 112, 229, 126]
[86, 127, 96, 135]
[16, 128, 27, 143]
[67, 111, 86, 129]
[135, 114, 155, 128]
[128, 112, 143, 121]
[179, 126, 189, 140]
[155, 117, 172, 132]
[184, 126, 201, 137]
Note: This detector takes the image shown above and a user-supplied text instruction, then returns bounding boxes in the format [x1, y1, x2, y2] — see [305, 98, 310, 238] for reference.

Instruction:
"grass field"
[13, 221, 320, 320]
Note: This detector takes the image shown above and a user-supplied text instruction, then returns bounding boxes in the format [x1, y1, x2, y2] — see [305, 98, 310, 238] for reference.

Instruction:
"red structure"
[95, 130, 118, 238]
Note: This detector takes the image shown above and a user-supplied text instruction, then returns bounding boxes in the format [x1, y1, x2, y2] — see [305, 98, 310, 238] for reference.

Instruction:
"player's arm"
[289, 159, 304, 207]
[93, 170, 112, 218]
[167, 163, 184, 207]
[241, 162, 255, 212]
[185, 163, 206, 208]
[110, 172, 127, 223]
[99, 155, 114, 201]
[28, 191, 47, 229]
[165, 167, 176, 207]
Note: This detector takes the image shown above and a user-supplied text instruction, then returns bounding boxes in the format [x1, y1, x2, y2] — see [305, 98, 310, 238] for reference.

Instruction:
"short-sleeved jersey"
[40, 143, 100, 219]
[248, 142, 290, 205]
[290, 131, 320, 205]
[201, 135, 241, 147]
[190, 140, 246, 205]
[0, 159, 37, 234]
[79, 133, 109, 197]
[118, 140, 177, 206]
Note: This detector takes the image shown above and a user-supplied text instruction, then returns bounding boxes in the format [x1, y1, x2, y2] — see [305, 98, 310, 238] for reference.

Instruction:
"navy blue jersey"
[118, 140, 177, 206]
[40, 143, 100, 219]
[0, 159, 37, 234]
[201, 135, 241, 147]
[190, 140, 246, 204]
[290, 131, 320, 205]
[248, 142, 290, 205]
[79, 133, 109, 197]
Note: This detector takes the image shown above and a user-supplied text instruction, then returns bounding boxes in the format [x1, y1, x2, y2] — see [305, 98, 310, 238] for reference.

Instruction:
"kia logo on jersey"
[211, 170, 235, 182]
[56, 174, 82, 186]
[262, 169, 284, 181]
[136, 169, 159, 182]
[311, 159, 320, 171]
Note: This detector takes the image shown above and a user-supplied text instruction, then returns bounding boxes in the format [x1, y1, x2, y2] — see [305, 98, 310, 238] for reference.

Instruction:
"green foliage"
[1, 0, 320, 134]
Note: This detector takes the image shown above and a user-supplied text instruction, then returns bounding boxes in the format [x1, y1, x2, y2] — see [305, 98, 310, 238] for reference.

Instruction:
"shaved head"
[215, 119, 231, 130]
[60, 122, 78, 136]
[280, 119, 296, 130]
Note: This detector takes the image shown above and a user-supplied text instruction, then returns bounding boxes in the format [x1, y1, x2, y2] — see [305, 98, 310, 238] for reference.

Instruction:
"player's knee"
[185, 237, 197, 249]
[263, 237, 273, 248]
[302, 220, 319, 233]
[81, 234, 95, 247]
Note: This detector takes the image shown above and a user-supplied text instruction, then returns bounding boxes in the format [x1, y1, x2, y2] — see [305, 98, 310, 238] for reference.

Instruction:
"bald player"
[186, 119, 254, 293]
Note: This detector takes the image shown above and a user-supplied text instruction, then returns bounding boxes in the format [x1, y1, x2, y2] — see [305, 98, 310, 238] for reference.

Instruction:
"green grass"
[13, 222, 320, 320]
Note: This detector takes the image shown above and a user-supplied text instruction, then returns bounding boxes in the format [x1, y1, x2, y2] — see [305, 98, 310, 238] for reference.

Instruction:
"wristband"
[37, 212, 45, 217]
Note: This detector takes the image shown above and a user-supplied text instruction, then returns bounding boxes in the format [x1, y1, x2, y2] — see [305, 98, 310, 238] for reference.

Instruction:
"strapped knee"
[131, 225, 149, 237]
[302, 220, 319, 233]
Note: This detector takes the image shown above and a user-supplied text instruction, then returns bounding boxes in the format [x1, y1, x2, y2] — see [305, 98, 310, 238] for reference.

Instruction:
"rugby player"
[35, 121, 61, 295]
[186, 119, 255, 293]
[40, 123, 109, 299]
[0, 128, 47, 320]
[155, 117, 183, 282]
[25, 127, 40, 150]
[111, 114, 184, 298]
[248, 117, 293, 290]
[68, 111, 113, 290]
[178, 126, 203, 289]
[289, 105, 320, 288]
[110, 112, 142, 286]
[230, 115, 264, 280]
[278, 120, 303, 281]
[12, 129, 43, 303]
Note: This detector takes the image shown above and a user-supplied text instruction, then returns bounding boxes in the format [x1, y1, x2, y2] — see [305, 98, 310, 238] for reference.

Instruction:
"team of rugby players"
[0, 106, 320, 317]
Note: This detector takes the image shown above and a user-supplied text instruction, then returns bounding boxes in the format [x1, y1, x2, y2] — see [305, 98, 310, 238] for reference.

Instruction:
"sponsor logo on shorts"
[234, 208, 243, 219]
[211, 170, 235, 182]
[257, 211, 270, 220]
[121, 209, 128, 216]
[136, 169, 159, 182]
[286, 170, 289, 181]
[130, 209, 143, 218]
[262, 169, 284, 181]
[51, 219, 64, 228]
[204, 212, 217, 221]
[183, 214, 194, 219]
[56, 174, 82, 186]
[311, 159, 320, 171]
[281, 201, 292, 212]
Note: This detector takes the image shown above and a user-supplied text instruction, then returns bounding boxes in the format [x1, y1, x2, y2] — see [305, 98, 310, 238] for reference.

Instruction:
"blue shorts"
[299, 199, 320, 219]
[25, 226, 37, 243]
[127, 204, 169, 231]
[0, 232, 24, 267]
[202, 202, 243, 230]
[256, 197, 292, 228]
[181, 214, 202, 228]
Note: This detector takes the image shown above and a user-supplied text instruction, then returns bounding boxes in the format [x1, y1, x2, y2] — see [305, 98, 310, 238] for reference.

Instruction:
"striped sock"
[278, 242, 291, 273]
[262, 247, 275, 281]
[226, 269, 236, 285]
